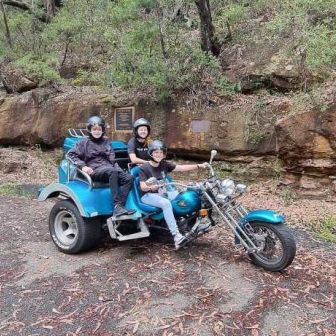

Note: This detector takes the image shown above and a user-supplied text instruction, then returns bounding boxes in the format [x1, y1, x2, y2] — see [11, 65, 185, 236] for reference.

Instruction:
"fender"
[38, 182, 113, 217]
[242, 209, 285, 224]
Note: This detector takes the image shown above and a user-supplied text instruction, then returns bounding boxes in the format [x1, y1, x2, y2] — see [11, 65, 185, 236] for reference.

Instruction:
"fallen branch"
[3, 0, 47, 22]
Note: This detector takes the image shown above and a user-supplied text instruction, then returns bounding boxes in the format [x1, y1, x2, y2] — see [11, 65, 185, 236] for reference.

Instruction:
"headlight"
[205, 179, 218, 190]
[221, 179, 235, 196]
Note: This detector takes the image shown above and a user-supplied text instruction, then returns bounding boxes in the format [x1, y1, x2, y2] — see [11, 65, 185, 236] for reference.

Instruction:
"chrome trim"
[68, 128, 88, 138]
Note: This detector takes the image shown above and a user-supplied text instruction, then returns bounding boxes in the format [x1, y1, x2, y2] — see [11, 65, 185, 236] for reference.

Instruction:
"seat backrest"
[130, 166, 161, 213]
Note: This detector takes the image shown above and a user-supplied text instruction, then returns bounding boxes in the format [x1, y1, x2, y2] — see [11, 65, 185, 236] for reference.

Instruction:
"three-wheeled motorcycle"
[38, 129, 296, 272]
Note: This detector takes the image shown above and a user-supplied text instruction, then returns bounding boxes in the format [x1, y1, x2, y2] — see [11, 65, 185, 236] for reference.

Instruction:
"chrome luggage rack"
[68, 128, 89, 138]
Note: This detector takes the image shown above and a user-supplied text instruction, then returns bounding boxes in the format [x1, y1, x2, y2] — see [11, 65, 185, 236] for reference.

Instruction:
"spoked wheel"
[246, 221, 296, 272]
[49, 200, 102, 254]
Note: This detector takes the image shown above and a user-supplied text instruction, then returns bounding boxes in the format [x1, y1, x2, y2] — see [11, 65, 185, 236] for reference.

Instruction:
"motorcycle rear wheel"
[247, 221, 296, 272]
[49, 200, 102, 254]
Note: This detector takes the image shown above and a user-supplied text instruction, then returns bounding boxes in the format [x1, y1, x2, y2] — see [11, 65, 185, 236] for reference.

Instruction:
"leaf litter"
[0, 154, 335, 334]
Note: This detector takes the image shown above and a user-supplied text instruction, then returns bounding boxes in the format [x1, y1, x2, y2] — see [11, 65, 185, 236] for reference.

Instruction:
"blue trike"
[38, 129, 296, 272]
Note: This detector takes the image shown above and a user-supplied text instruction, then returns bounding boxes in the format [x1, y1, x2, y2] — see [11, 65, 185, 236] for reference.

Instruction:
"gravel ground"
[0, 194, 335, 336]
[0, 147, 335, 335]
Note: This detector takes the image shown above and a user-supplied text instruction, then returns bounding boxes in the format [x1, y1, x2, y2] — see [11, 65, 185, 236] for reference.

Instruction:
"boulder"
[220, 41, 318, 93]
[0, 67, 37, 93]
[0, 88, 110, 146]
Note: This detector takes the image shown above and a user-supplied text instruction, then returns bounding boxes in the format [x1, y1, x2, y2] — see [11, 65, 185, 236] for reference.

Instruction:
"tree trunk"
[154, 1, 167, 59]
[0, 0, 12, 47]
[194, 0, 220, 57]
[44, 0, 56, 20]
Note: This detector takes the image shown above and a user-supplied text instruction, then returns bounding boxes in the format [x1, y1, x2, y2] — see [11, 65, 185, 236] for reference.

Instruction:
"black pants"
[92, 167, 134, 206]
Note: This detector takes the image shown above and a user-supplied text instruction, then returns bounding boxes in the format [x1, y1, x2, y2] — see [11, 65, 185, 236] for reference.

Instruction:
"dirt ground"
[0, 148, 335, 335]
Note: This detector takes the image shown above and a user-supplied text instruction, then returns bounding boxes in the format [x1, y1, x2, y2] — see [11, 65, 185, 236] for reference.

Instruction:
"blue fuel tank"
[171, 190, 201, 216]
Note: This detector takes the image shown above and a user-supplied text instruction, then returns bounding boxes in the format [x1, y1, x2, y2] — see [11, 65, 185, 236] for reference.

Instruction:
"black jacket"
[67, 137, 120, 171]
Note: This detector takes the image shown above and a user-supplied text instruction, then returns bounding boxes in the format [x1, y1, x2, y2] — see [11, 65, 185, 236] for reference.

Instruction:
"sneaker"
[195, 222, 212, 234]
[174, 233, 187, 250]
[113, 204, 129, 217]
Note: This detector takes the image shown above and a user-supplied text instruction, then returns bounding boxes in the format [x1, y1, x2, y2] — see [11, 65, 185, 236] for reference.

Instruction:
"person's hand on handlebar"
[82, 166, 94, 175]
[197, 162, 210, 169]
[144, 177, 160, 192]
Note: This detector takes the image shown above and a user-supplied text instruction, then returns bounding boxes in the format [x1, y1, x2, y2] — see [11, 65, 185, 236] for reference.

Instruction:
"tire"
[49, 200, 102, 254]
[247, 221, 296, 272]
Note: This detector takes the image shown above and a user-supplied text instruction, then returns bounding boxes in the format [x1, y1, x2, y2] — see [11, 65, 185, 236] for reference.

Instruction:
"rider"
[67, 115, 136, 217]
[128, 118, 151, 164]
[139, 140, 208, 250]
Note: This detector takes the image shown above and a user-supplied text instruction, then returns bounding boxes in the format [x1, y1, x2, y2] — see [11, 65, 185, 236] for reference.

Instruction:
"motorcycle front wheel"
[247, 221, 296, 272]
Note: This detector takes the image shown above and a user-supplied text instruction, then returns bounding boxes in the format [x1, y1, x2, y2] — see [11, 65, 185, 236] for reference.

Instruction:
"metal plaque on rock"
[114, 107, 134, 131]
[191, 120, 210, 133]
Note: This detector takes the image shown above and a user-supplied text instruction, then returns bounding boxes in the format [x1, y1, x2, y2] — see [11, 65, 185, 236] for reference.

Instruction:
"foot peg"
[107, 214, 150, 241]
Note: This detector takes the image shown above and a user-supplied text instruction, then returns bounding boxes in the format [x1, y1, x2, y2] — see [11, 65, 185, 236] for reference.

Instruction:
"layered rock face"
[1, 81, 336, 195]
[277, 106, 336, 177]
[0, 89, 114, 146]
[276, 103, 336, 194]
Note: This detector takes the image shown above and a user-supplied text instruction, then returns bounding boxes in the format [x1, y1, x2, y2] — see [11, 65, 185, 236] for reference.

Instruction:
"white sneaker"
[174, 233, 186, 250]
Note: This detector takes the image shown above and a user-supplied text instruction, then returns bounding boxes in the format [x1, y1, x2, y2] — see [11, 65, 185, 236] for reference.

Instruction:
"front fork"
[201, 189, 260, 253]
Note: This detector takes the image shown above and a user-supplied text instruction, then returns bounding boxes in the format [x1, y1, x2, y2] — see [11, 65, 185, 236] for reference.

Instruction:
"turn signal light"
[199, 209, 208, 217]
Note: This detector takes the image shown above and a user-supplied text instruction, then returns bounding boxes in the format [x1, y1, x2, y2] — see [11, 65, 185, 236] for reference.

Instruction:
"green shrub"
[315, 216, 336, 243]
[0, 184, 30, 197]
[258, 0, 336, 74]
[279, 187, 297, 206]
[303, 24, 336, 72]
[15, 54, 62, 84]
[214, 76, 236, 95]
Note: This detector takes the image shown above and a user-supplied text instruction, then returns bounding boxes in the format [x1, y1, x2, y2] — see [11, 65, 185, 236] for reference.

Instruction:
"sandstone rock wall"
[0, 88, 145, 146]
[1, 81, 336, 195]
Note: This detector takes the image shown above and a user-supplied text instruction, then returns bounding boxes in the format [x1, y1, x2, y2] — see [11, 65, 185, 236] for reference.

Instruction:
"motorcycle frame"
[199, 185, 261, 252]
[164, 181, 259, 252]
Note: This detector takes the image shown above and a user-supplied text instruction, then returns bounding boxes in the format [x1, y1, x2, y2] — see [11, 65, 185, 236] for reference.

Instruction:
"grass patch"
[0, 184, 20, 196]
[215, 163, 233, 180]
[279, 187, 298, 206]
[0, 184, 39, 198]
[314, 216, 336, 243]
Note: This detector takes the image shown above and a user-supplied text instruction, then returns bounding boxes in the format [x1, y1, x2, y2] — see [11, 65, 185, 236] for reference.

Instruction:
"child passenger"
[139, 140, 208, 249]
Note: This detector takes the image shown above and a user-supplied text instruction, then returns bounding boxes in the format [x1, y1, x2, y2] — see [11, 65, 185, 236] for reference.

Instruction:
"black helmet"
[87, 115, 106, 133]
[133, 118, 151, 136]
[148, 140, 167, 159]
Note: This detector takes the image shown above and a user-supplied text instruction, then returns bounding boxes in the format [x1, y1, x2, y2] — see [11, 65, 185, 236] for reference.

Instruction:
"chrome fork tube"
[200, 187, 258, 252]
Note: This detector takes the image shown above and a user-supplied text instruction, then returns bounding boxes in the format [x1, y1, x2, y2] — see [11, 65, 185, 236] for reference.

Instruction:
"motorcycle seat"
[130, 166, 161, 213]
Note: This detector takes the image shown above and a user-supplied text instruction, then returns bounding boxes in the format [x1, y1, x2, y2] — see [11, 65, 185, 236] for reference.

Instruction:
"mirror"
[209, 149, 217, 164]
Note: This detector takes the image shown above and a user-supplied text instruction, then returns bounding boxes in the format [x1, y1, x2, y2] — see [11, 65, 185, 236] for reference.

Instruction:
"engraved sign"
[114, 107, 134, 131]
[191, 120, 210, 133]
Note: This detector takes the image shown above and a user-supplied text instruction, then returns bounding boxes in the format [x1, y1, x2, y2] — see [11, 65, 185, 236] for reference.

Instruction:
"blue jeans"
[141, 193, 179, 236]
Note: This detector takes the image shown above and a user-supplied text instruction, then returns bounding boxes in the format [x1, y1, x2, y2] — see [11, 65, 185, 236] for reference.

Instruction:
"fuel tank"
[171, 190, 201, 216]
